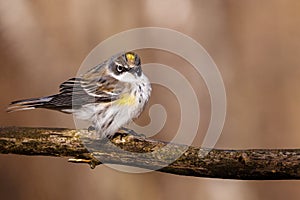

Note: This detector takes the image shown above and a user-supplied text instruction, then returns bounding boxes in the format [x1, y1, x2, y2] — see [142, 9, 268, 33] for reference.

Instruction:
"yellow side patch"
[116, 94, 136, 106]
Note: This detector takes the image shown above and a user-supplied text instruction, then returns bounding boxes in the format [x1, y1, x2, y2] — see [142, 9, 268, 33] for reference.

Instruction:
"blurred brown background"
[1, 0, 300, 200]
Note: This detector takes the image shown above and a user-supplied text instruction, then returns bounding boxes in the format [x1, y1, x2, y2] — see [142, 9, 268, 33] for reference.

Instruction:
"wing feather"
[56, 64, 124, 108]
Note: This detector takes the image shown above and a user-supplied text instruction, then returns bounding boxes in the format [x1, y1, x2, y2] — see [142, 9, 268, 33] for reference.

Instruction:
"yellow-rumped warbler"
[7, 52, 152, 138]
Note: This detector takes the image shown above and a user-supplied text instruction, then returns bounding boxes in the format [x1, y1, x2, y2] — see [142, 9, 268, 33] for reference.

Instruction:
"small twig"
[0, 126, 300, 180]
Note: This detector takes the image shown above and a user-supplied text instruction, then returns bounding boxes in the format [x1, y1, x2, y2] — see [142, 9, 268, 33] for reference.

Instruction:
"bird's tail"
[7, 96, 54, 113]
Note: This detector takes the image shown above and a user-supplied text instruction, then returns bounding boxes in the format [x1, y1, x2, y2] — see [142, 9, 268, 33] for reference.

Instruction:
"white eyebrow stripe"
[115, 61, 122, 66]
[124, 64, 131, 69]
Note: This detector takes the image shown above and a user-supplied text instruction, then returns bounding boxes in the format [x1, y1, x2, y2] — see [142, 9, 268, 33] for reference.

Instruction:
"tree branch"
[0, 126, 300, 180]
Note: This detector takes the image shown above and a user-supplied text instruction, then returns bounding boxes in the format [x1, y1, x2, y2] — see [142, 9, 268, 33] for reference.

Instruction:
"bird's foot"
[107, 127, 146, 140]
[88, 125, 95, 132]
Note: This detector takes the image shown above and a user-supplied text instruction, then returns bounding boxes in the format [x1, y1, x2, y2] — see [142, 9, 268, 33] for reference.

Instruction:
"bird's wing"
[6, 74, 121, 112]
[59, 75, 122, 103]
[49, 62, 127, 109]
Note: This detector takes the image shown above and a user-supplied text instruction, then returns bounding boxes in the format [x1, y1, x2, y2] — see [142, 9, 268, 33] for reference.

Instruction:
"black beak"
[129, 66, 142, 76]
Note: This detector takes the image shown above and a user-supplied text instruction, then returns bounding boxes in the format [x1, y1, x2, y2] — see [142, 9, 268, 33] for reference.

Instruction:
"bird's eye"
[116, 64, 123, 73]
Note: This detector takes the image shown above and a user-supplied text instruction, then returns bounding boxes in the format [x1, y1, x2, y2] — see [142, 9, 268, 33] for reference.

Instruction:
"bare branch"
[0, 126, 300, 180]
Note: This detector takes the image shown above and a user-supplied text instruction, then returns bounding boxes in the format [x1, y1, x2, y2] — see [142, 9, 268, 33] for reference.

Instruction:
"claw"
[109, 127, 146, 140]
[88, 125, 95, 132]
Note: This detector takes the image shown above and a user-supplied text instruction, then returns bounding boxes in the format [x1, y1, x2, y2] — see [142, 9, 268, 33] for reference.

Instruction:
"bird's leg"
[88, 125, 95, 132]
[86, 124, 102, 140]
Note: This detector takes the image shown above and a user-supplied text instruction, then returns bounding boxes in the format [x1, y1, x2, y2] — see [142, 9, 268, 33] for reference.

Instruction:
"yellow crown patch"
[125, 52, 135, 64]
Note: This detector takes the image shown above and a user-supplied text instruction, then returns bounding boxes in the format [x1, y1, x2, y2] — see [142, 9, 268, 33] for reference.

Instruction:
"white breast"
[72, 73, 151, 138]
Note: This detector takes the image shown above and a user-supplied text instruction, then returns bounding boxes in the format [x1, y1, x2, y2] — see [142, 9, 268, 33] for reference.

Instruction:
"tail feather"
[7, 97, 53, 112]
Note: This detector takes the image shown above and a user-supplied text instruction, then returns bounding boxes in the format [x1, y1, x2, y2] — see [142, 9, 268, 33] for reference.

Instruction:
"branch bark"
[1, 126, 300, 180]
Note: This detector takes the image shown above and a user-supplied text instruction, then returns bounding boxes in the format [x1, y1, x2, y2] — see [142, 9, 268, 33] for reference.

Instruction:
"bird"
[7, 51, 152, 139]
